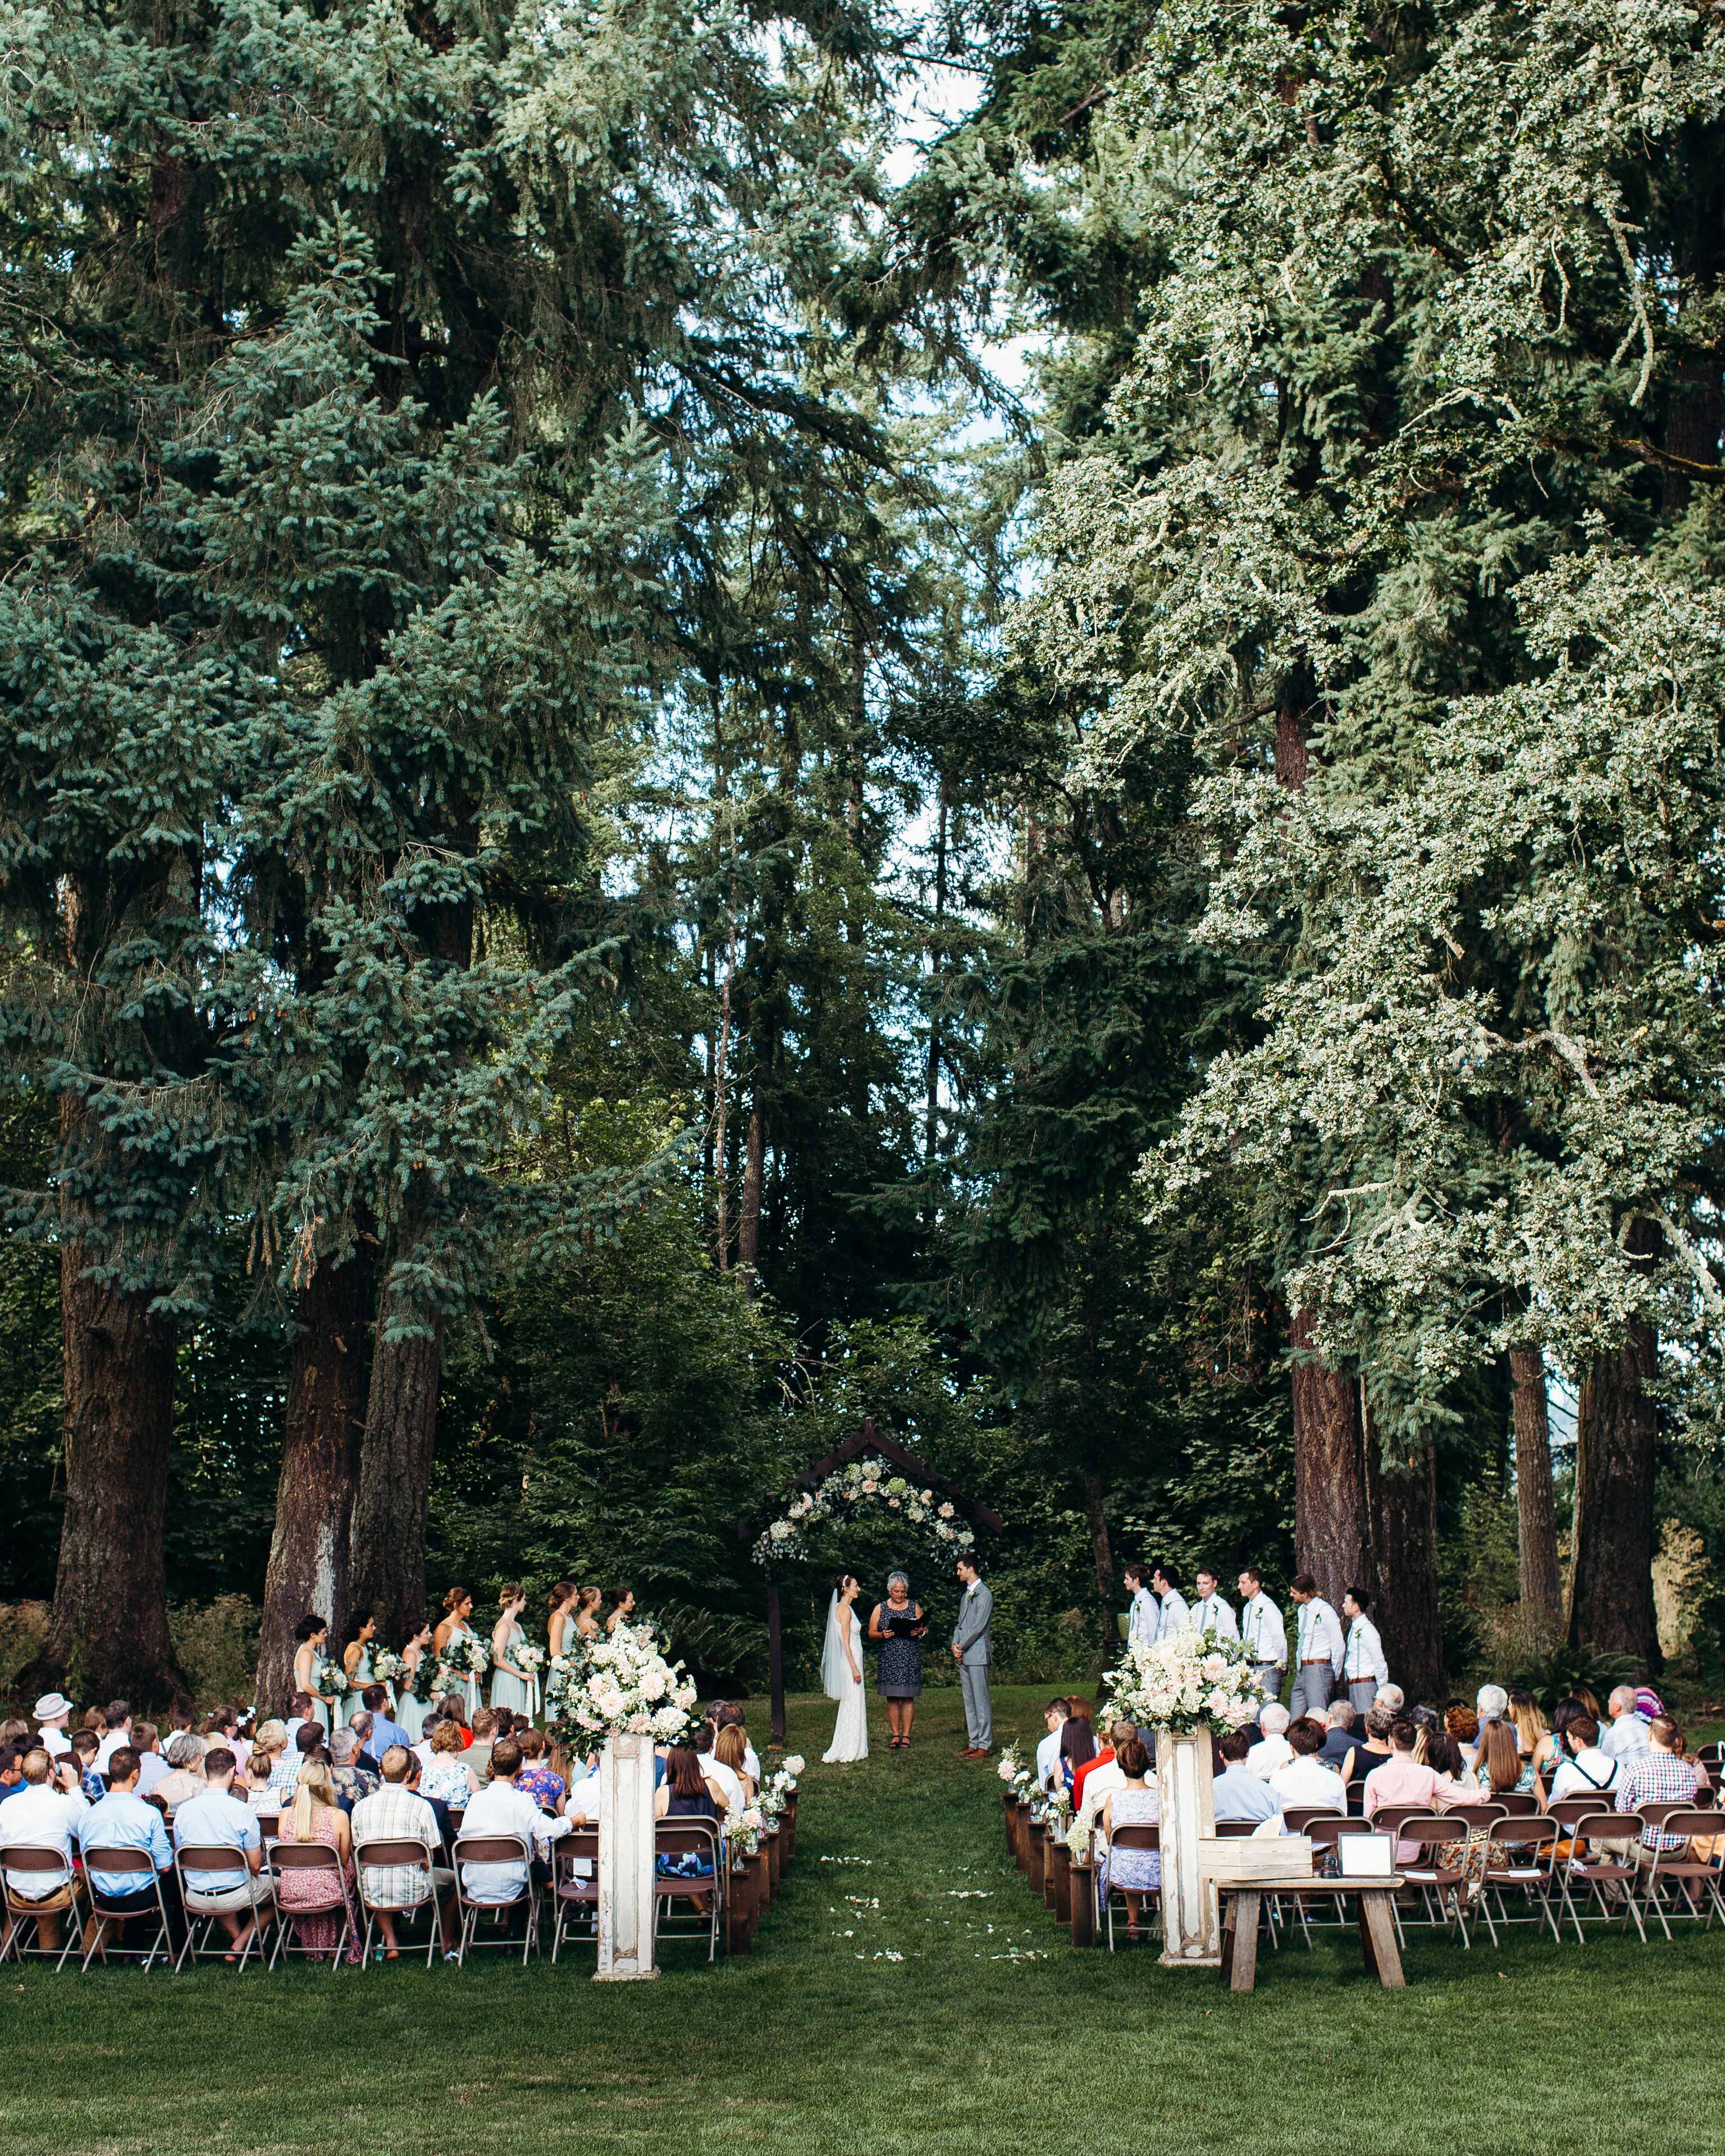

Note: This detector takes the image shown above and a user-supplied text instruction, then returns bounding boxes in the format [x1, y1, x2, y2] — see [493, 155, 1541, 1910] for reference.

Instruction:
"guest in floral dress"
[420, 1720, 479, 1808]
[514, 1729, 565, 1812]
[1099, 1739, 1161, 1939]
[275, 1762, 362, 1963]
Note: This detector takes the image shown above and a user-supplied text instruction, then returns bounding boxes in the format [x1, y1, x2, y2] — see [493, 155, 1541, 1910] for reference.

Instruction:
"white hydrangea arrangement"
[752, 1455, 977, 1565]
[547, 1619, 698, 1743]
[514, 1643, 546, 1678]
[444, 1632, 491, 1682]
[318, 1657, 350, 1703]
[1102, 1628, 1261, 1736]
[370, 1648, 404, 1687]
[725, 1802, 768, 1853]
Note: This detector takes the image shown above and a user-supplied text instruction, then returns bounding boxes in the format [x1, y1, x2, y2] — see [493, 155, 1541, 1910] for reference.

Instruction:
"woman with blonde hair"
[434, 1587, 481, 1717]
[273, 1760, 361, 1962]
[419, 1717, 479, 1807]
[245, 1722, 286, 1807]
[576, 1586, 604, 1643]
[490, 1586, 536, 1718]
[712, 1724, 756, 1805]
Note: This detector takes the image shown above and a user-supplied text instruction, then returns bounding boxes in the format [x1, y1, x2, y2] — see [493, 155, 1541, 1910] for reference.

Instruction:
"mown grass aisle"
[4, 1684, 1724, 2155]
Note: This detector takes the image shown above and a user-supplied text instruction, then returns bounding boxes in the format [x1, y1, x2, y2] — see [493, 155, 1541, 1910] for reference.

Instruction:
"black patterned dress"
[873, 1603, 925, 1699]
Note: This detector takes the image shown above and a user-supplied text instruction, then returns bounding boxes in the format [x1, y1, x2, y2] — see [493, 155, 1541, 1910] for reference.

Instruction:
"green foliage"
[1501, 1640, 1642, 1716]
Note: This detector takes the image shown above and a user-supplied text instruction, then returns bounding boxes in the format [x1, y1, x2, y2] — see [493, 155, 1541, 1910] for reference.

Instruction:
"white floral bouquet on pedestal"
[553, 1620, 697, 1744]
[1102, 1629, 1261, 1735]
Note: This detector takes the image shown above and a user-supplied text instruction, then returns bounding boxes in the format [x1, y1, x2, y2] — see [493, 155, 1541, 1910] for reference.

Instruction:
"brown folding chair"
[1443, 1802, 1508, 1833]
[1395, 1816, 1476, 1943]
[1639, 1811, 1725, 1938]
[1493, 1792, 1540, 1817]
[653, 1821, 723, 1962]
[1480, 1815, 1563, 1944]
[354, 1839, 445, 1967]
[1549, 1796, 1603, 1835]
[550, 1829, 600, 1963]
[268, 1842, 356, 1969]
[1566, 1811, 1647, 1943]
[453, 1834, 539, 1966]
[80, 1848, 175, 1971]
[173, 1844, 275, 1971]
[1101, 1824, 1160, 1951]
[1, 1849, 84, 1970]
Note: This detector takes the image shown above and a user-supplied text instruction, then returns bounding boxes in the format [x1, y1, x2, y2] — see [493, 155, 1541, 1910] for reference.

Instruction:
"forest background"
[5, 0, 1725, 1715]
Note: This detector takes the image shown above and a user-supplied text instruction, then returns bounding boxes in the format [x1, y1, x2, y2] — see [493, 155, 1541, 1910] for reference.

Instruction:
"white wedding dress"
[821, 1596, 868, 1764]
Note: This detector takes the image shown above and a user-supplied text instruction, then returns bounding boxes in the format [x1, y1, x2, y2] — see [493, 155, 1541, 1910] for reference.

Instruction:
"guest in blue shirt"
[357, 1689, 413, 1765]
[0, 1744, 26, 1802]
[77, 1747, 176, 1948]
[173, 1747, 267, 1958]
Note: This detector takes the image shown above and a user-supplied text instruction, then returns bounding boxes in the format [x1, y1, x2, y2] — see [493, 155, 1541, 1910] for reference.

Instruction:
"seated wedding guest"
[328, 1727, 379, 1805]
[1603, 1685, 1652, 1760]
[1473, 1683, 1510, 1743]
[0, 1745, 26, 1803]
[351, 1746, 454, 1958]
[1509, 1689, 1549, 1764]
[130, 1723, 170, 1799]
[1210, 1730, 1281, 1825]
[33, 1694, 74, 1760]
[0, 1750, 88, 1954]
[459, 1737, 573, 1908]
[152, 1733, 209, 1817]
[714, 1703, 761, 1782]
[1363, 1720, 1470, 1858]
[712, 1725, 755, 1805]
[275, 1760, 360, 1962]
[1614, 1718, 1698, 1851]
[1076, 1722, 1136, 1831]
[564, 1757, 602, 1822]
[652, 1747, 723, 1915]
[466, 1709, 500, 1786]
[1445, 1702, 1480, 1761]
[1318, 1702, 1358, 1784]
[1247, 1703, 1293, 1779]
[1057, 1711, 1098, 1793]
[269, 1721, 325, 1803]
[1424, 1731, 1473, 1787]
[1347, 1706, 1397, 1814]
[77, 1747, 175, 1952]
[1545, 1715, 1619, 1802]
[283, 1692, 317, 1751]
[70, 1728, 106, 1802]
[514, 1729, 564, 1812]
[697, 1723, 744, 1811]
[0, 1719, 27, 1750]
[421, 1719, 480, 1807]
[1268, 1719, 1347, 1815]
[1036, 1700, 1069, 1793]
[357, 1687, 413, 1766]
[1475, 1720, 1523, 1800]
[94, 1701, 133, 1775]
[172, 1746, 269, 1960]
[1099, 1739, 1160, 1942]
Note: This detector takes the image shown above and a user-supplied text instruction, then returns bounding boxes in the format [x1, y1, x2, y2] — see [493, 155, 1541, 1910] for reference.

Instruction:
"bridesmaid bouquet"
[514, 1645, 546, 1679]
[446, 1633, 491, 1682]
[318, 1659, 349, 1705]
[371, 1649, 404, 1687]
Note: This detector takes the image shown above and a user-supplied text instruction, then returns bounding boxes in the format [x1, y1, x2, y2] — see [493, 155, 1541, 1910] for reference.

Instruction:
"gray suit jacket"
[952, 1580, 993, 1666]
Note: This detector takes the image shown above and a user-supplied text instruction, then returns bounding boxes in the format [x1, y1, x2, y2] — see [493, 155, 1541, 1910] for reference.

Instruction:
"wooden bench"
[1215, 1876, 1405, 1993]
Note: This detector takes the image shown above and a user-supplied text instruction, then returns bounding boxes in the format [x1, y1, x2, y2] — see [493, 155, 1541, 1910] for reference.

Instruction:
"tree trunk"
[1367, 1425, 1444, 1701]
[23, 1246, 186, 1705]
[348, 1261, 445, 1647]
[1509, 1345, 1562, 1643]
[737, 1104, 764, 1290]
[1290, 1308, 1371, 1605]
[925, 778, 947, 1167]
[1569, 1226, 1662, 1669]
[255, 1244, 375, 1714]
[1080, 1465, 1115, 1611]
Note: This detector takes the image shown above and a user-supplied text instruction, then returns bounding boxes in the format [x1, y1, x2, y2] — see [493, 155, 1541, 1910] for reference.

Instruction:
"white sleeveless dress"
[823, 1610, 868, 1763]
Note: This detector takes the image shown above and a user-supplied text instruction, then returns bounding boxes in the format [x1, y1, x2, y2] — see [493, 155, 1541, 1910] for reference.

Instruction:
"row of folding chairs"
[1, 1819, 729, 1973]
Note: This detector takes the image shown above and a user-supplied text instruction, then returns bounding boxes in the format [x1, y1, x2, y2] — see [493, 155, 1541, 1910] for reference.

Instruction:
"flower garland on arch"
[752, 1455, 978, 1566]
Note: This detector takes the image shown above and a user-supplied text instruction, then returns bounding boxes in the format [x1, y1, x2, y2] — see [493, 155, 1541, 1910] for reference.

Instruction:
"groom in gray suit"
[951, 1555, 993, 1757]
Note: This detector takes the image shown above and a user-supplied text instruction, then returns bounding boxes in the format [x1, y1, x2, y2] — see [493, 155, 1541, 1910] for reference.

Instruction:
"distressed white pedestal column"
[596, 1733, 658, 1981]
[1155, 1726, 1220, 1967]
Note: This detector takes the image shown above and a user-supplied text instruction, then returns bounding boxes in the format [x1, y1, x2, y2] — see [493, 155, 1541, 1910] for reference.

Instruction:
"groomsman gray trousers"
[960, 1662, 993, 1750]
[1290, 1662, 1335, 1720]
[1252, 1664, 1284, 1704]
[1348, 1679, 1380, 1716]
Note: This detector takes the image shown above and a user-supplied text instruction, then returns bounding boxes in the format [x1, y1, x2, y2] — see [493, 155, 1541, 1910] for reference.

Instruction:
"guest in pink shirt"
[1362, 1721, 1470, 1859]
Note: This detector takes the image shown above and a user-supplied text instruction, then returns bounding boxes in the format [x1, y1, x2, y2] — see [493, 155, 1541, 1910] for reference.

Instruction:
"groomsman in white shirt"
[1190, 1567, 1238, 1643]
[1151, 1566, 1192, 1642]
[1340, 1586, 1388, 1714]
[1288, 1574, 1344, 1719]
[1124, 1565, 1158, 1648]
[1238, 1569, 1286, 1701]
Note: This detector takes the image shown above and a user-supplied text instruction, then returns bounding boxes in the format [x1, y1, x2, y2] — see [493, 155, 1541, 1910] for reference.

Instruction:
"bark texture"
[1367, 1433, 1444, 1701]
[1509, 1345, 1562, 1642]
[1569, 1228, 1662, 1669]
[255, 1244, 376, 1713]
[348, 1269, 445, 1647]
[24, 1246, 186, 1703]
[1290, 1307, 1371, 1604]
[1081, 1465, 1115, 1607]
[737, 1104, 764, 1286]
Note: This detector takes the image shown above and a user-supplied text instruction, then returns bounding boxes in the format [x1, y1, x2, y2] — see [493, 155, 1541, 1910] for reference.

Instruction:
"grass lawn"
[3, 1682, 1722, 2155]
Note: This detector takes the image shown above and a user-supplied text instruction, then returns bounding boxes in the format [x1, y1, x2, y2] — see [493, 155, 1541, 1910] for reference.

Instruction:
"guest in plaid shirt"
[349, 1748, 455, 1957]
[1614, 1719, 1701, 1851]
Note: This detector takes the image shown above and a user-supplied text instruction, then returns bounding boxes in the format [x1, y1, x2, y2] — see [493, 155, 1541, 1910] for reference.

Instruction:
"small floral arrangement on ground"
[319, 1658, 349, 1703]
[444, 1632, 491, 1683]
[779, 1753, 805, 1789]
[1064, 1818, 1093, 1861]
[370, 1649, 404, 1687]
[547, 1620, 697, 1743]
[725, 1802, 767, 1854]
[752, 1456, 978, 1565]
[513, 1644, 546, 1679]
[1101, 1628, 1261, 1737]
[759, 1764, 801, 1822]
[994, 1743, 1024, 1786]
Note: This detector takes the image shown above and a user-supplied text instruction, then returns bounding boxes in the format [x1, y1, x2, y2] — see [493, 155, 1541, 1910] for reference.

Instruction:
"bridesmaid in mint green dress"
[490, 1586, 536, 1717]
[342, 1611, 377, 1728]
[395, 1620, 436, 1742]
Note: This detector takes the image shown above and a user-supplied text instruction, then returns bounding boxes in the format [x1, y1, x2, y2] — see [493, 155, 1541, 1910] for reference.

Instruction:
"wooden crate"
[1197, 1834, 1314, 1883]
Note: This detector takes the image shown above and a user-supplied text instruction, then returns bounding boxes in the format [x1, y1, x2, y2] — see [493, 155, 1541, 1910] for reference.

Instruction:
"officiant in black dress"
[869, 1571, 927, 1751]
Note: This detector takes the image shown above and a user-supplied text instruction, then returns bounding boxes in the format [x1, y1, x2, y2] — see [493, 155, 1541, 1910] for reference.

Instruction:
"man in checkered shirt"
[1613, 1719, 1701, 1852]
[350, 1747, 455, 1953]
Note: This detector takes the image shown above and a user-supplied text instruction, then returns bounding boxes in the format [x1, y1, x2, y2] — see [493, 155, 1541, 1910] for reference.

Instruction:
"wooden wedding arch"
[747, 1417, 1003, 1742]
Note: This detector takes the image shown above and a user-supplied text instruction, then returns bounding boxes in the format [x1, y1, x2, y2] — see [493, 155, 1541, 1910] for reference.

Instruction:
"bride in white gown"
[821, 1574, 868, 1763]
